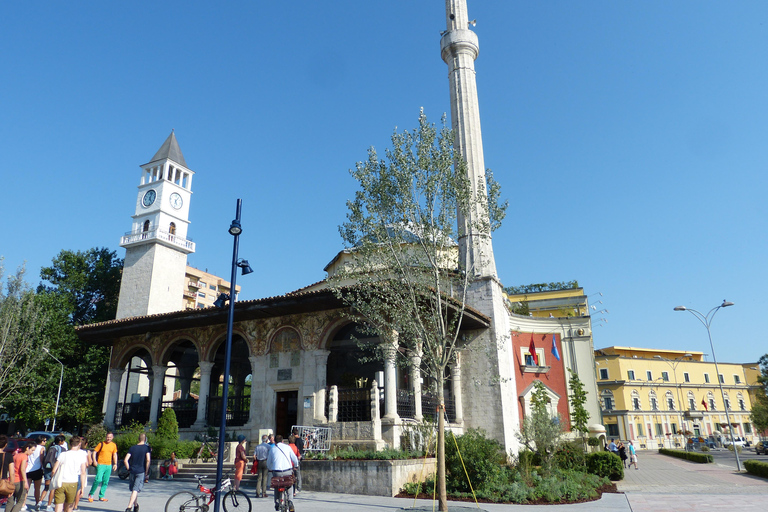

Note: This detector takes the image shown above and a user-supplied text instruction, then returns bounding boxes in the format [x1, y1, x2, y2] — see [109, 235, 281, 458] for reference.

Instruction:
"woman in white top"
[26, 436, 46, 510]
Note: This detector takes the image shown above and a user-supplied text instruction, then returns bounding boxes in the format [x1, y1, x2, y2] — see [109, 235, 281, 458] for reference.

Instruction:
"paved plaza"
[4, 452, 766, 511]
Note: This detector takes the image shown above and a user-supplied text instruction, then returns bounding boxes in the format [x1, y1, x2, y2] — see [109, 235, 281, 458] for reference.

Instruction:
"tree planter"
[301, 458, 435, 497]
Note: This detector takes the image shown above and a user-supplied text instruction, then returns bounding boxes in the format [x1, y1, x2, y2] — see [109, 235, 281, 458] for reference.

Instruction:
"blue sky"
[1, 1, 766, 364]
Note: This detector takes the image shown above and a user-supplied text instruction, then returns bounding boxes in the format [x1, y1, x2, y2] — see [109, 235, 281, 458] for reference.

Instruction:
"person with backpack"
[87, 432, 118, 503]
[41, 435, 67, 512]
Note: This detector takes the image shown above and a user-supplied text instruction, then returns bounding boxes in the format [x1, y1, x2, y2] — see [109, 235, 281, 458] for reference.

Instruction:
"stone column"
[193, 361, 215, 428]
[313, 350, 330, 423]
[371, 380, 383, 448]
[410, 351, 423, 421]
[104, 368, 125, 429]
[328, 385, 338, 423]
[382, 341, 399, 421]
[451, 353, 464, 425]
[149, 365, 166, 428]
[244, 356, 260, 430]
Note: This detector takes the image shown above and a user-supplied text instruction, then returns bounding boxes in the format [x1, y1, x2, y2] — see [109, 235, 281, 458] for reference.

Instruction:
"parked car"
[723, 436, 745, 447]
[3, 437, 33, 454]
[755, 441, 768, 455]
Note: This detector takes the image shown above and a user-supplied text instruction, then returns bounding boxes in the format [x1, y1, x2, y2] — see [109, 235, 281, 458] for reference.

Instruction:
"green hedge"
[658, 448, 713, 463]
[585, 451, 623, 480]
[744, 459, 768, 479]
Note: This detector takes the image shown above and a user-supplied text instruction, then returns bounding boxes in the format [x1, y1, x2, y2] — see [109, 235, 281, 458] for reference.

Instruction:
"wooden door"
[275, 390, 298, 438]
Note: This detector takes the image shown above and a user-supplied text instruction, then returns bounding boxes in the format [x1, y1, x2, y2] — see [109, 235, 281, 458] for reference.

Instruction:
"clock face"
[142, 189, 157, 207]
[170, 192, 183, 210]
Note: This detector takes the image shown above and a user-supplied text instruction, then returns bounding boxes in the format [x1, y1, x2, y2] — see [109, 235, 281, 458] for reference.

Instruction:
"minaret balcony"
[120, 228, 195, 253]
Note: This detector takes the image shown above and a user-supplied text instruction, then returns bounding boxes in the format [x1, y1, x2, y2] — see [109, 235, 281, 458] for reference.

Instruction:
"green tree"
[750, 354, 768, 435]
[329, 111, 506, 511]
[38, 247, 122, 325]
[517, 380, 565, 473]
[0, 262, 49, 410]
[568, 369, 591, 438]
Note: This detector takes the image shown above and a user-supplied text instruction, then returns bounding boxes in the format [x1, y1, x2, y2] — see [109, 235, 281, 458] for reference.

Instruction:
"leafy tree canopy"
[38, 247, 123, 325]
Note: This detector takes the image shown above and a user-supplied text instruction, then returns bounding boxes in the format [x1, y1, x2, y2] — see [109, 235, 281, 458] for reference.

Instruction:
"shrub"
[156, 409, 179, 441]
[554, 441, 586, 471]
[658, 448, 712, 463]
[585, 451, 623, 480]
[743, 459, 768, 479]
[85, 424, 108, 449]
[587, 437, 601, 447]
[727, 444, 742, 453]
[445, 429, 506, 493]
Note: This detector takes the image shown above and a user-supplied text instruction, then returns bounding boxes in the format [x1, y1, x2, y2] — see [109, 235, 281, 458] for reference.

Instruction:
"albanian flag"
[529, 337, 539, 366]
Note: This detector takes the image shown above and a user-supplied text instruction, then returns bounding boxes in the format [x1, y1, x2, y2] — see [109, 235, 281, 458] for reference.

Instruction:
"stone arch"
[319, 316, 351, 350]
[158, 337, 202, 428]
[205, 332, 252, 426]
[665, 390, 676, 411]
[630, 389, 641, 410]
[268, 326, 302, 354]
[114, 345, 153, 428]
[325, 322, 383, 389]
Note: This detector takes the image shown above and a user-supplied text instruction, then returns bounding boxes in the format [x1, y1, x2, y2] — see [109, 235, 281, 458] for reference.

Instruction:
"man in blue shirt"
[253, 435, 271, 498]
[123, 433, 151, 512]
[267, 435, 298, 512]
[608, 439, 618, 455]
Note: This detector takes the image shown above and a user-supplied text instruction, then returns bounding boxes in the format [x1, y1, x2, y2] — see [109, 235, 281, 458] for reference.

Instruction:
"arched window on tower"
[142, 220, 150, 240]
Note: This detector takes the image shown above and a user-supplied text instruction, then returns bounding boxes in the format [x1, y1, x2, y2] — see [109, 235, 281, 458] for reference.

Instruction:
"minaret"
[115, 132, 196, 319]
[441, 0, 497, 279]
[441, 1, 520, 453]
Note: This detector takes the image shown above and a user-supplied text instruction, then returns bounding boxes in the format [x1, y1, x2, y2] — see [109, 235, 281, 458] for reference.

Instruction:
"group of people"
[607, 438, 638, 470]
[240, 428, 304, 512]
[0, 432, 151, 512]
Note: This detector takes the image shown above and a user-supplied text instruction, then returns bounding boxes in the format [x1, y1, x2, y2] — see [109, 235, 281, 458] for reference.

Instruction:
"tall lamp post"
[43, 347, 64, 432]
[654, 354, 691, 448]
[213, 199, 253, 512]
[674, 300, 741, 470]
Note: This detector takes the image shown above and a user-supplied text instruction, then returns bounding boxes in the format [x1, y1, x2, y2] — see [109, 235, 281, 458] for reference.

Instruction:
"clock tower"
[115, 131, 196, 319]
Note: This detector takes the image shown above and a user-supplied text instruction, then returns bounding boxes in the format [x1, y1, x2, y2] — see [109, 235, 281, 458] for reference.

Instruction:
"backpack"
[44, 444, 62, 470]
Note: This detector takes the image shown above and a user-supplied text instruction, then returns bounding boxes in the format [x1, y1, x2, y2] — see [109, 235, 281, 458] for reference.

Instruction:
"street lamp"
[654, 354, 691, 448]
[213, 199, 252, 512]
[674, 300, 741, 470]
[43, 347, 64, 432]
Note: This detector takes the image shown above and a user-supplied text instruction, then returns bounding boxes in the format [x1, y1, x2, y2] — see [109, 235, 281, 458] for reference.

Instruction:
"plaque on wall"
[277, 369, 292, 381]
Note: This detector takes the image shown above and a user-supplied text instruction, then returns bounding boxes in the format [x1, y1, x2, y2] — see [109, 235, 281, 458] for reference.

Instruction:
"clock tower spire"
[115, 131, 196, 319]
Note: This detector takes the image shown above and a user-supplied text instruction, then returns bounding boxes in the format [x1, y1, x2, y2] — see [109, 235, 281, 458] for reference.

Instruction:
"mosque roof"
[75, 285, 491, 345]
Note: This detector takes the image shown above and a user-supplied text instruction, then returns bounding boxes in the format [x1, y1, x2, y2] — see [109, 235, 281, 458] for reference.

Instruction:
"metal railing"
[121, 228, 195, 251]
[397, 390, 415, 419]
[161, 399, 197, 428]
[114, 402, 151, 428]
[206, 394, 250, 426]
[336, 387, 371, 422]
[421, 394, 456, 423]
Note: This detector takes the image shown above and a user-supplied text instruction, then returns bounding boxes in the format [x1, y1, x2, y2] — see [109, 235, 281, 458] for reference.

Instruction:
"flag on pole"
[701, 398, 708, 411]
[529, 337, 539, 366]
[551, 334, 561, 361]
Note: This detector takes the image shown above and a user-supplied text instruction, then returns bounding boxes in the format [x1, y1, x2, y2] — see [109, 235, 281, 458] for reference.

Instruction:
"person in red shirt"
[233, 436, 248, 490]
[7, 441, 35, 512]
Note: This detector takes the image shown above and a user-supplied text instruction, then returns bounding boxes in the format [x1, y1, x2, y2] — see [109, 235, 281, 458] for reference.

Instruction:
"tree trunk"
[437, 377, 448, 511]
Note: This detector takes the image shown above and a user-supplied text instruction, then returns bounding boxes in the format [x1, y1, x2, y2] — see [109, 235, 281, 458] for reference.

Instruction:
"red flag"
[529, 337, 539, 366]
[701, 398, 708, 411]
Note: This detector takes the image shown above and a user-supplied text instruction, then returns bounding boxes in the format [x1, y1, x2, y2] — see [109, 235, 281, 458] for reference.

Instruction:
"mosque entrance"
[275, 390, 298, 438]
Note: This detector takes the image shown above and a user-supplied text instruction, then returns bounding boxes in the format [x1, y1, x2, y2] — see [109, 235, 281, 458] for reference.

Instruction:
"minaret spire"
[441, 0, 497, 279]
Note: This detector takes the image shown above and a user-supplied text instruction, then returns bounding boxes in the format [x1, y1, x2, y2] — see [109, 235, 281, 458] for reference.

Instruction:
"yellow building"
[183, 265, 240, 309]
[505, 286, 594, 319]
[595, 346, 757, 449]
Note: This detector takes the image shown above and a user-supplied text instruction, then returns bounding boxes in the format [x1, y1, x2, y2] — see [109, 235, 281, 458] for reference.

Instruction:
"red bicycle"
[164, 473, 251, 512]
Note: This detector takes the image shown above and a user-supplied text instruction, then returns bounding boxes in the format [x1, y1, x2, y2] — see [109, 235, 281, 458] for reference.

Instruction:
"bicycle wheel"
[222, 490, 251, 512]
[165, 491, 200, 512]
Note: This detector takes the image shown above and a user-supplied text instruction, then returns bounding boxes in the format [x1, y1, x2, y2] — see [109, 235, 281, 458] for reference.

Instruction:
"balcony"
[121, 228, 195, 253]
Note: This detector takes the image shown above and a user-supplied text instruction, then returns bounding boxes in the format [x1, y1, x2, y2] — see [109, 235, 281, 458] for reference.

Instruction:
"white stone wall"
[116, 244, 188, 319]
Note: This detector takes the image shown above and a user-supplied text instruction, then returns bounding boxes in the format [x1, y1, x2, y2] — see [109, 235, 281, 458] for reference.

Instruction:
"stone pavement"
[4, 453, 765, 512]
[618, 450, 768, 511]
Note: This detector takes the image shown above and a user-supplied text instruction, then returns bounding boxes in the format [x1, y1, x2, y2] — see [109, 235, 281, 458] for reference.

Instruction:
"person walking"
[288, 435, 301, 495]
[267, 435, 297, 512]
[233, 436, 247, 491]
[87, 432, 118, 503]
[41, 435, 66, 512]
[628, 440, 638, 470]
[290, 428, 304, 493]
[7, 440, 34, 512]
[123, 433, 151, 512]
[253, 435, 270, 499]
[26, 436, 46, 511]
[617, 441, 628, 468]
[50, 436, 88, 512]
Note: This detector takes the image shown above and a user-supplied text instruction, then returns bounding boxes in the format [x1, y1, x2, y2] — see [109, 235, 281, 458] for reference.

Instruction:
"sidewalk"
[618, 451, 768, 511]
[6, 453, 766, 512]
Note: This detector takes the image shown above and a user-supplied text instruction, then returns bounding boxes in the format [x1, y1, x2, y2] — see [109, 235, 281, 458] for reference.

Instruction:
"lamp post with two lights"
[43, 347, 64, 432]
[674, 300, 740, 470]
[212, 199, 253, 512]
